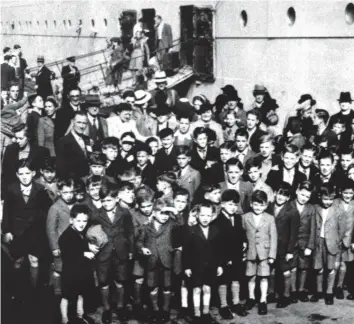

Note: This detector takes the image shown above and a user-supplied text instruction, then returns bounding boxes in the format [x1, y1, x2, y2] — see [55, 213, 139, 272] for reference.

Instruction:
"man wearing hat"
[13, 45, 28, 94]
[1, 54, 16, 91]
[154, 15, 173, 70]
[36, 55, 54, 100]
[328, 92, 354, 131]
[133, 89, 157, 137]
[61, 56, 80, 100]
[151, 70, 179, 108]
[82, 94, 108, 147]
[155, 103, 178, 134]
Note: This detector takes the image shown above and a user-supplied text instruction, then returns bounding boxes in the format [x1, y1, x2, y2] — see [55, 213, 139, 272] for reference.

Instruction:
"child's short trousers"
[340, 245, 354, 263]
[147, 259, 171, 289]
[189, 266, 218, 288]
[218, 260, 244, 284]
[313, 238, 339, 270]
[132, 259, 145, 277]
[293, 248, 310, 269]
[53, 255, 62, 273]
[275, 254, 295, 272]
[246, 258, 270, 277]
[97, 254, 128, 286]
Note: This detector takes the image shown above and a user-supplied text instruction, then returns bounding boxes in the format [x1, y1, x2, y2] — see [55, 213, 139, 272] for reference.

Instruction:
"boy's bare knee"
[318, 269, 324, 274]
[202, 285, 211, 294]
[194, 287, 201, 295]
[135, 278, 144, 284]
[114, 281, 123, 288]
[28, 255, 39, 267]
[291, 268, 297, 273]
[329, 269, 336, 275]
[339, 263, 346, 271]
[260, 278, 268, 283]
[151, 287, 158, 295]
[53, 271, 61, 277]
[101, 285, 109, 290]
[283, 270, 291, 277]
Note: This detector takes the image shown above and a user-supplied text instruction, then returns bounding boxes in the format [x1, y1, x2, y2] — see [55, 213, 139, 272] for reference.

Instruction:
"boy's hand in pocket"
[84, 252, 95, 259]
[142, 248, 151, 256]
[217, 267, 223, 276]
[185, 269, 192, 277]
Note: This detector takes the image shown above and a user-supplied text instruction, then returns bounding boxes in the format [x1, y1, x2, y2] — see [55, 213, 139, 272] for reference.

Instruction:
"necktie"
[22, 188, 31, 203]
[204, 123, 210, 128]
[177, 170, 182, 179]
[198, 149, 206, 160]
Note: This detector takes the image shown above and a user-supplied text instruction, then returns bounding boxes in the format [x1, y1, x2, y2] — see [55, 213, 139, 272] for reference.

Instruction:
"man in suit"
[12, 45, 28, 94]
[328, 92, 354, 131]
[83, 94, 108, 148]
[312, 108, 337, 147]
[61, 56, 80, 100]
[234, 128, 257, 165]
[297, 144, 319, 183]
[35, 55, 54, 100]
[155, 128, 179, 174]
[56, 111, 90, 178]
[246, 109, 267, 153]
[54, 87, 83, 143]
[150, 71, 180, 109]
[175, 145, 201, 201]
[1, 55, 16, 91]
[154, 15, 173, 70]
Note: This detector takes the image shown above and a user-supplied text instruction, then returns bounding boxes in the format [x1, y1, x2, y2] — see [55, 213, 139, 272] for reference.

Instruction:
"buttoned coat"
[155, 145, 179, 175]
[266, 202, 300, 256]
[36, 65, 54, 99]
[91, 205, 134, 262]
[266, 166, 307, 193]
[83, 116, 108, 144]
[37, 116, 55, 156]
[176, 165, 201, 200]
[136, 219, 178, 270]
[242, 212, 277, 261]
[190, 146, 220, 174]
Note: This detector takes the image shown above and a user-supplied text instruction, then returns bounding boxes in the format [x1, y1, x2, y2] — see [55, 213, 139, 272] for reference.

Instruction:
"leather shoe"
[258, 302, 268, 315]
[290, 291, 298, 303]
[230, 303, 248, 317]
[219, 306, 233, 319]
[117, 307, 130, 321]
[102, 310, 112, 324]
[160, 310, 170, 323]
[310, 292, 324, 302]
[325, 294, 334, 305]
[245, 298, 257, 310]
[334, 287, 344, 300]
[298, 290, 309, 302]
[201, 313, 214, 324]
[276, 296, 291, 308]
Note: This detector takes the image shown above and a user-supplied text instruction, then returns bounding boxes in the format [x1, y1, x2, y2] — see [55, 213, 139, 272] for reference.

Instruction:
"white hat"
[154, 70, 167, 83]
[134, 90, 152, 105]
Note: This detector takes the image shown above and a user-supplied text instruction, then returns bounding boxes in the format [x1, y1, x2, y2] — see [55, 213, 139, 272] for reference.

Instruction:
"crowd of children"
[1, 75, 354, 324]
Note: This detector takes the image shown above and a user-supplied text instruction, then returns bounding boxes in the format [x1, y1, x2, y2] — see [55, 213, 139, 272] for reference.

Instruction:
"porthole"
[37, 20, 40, 26]
[45, 20, 48, 28]
[345, 3, 354, 25]
[287, 7, 296, 26]
[240, 10, 248, 28]
[63, 20, 66, 27]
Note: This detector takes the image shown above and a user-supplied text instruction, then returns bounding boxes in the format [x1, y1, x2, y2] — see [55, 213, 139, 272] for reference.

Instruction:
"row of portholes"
[0, 18, 111, 30]
[239, 3, 354, 28]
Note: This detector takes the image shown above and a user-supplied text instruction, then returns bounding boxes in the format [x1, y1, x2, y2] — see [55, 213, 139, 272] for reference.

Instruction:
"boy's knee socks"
[316, 271, 324, 293]
[150, 288, 159, 311]
[53, 272, 62, 296]
[29, 265, 39, 288]
[163, 290, 172, 311]
[231, 281, 240, 305]
[115, 283, 124, 309]
[284, 272, 291, 297]
[181, 284, 188, 308]
[290, 269, 297, 292]
[337, 264, 346, 288]
[218, 285, 228, 308]
[100, 286, 110, 310]
[133, 280, 143, 305]
[327, 270, 336, 294]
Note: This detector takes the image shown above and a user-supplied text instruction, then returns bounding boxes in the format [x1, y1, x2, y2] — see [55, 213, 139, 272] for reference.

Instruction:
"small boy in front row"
[242, 190, 277, 315]
[184, 201, 224, 324]
[137, 197, 179, 324]
[59, 204, 96, 324]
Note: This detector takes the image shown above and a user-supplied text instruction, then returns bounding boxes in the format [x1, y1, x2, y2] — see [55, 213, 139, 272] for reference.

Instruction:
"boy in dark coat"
[59, 204, 95, 324]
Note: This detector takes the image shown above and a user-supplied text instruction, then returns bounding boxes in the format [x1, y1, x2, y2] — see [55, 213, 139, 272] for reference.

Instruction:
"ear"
[69, 218, 73, 225]
[31, 171, 36, 177]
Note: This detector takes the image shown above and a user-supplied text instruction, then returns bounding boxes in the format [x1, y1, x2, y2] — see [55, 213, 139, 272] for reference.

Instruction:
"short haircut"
[177, 113, 192, 122]
[244, 156, 262, 172]
[318, 184, 336, 198]
[220, 141, 236, 151]
[235, 128, 249, 140]
[70, 204, 91, 219]
[247, 108, 262, 121]
[135, 143, 152, 155]
[202, 183, 220, 194]
[154, 197, 175, 216]
[206, 128, 217, 142]
[88, 152, 107, 166]
[301, 143, 317, 154]
[116, 102, 133, 113]
[339, 147, 354, 157]
[102, 137, 119, 150]
[221, 189, 240, 204]
[282, 144, 300, 156]
[225, 158, 244, 172]
[318, 149, 334, 163]
[287, 117, 302, 134]
[276, 181, 292, 197]
[298, 180, 314, 193]
[73, 110, 87, 120]
[340, 178, 354, 192]
[74, 178, 85, 193]
[259, 133, 274, 145]
[175, 145, 192, 157]
[315, 109, 330, 125]
[57, 178, 75, 190]
[28, 94, 43, 107]
[41, 157, 56, 172]
[99, 182, 119, 199]
[135, 185, 155, 205]
[121, 131, 136, 141]
[118, 180, 135, 193]
[173, 186, 190, 200]
[16, 159, 34, 172]
[146, 136, 159, 146]
[196, 200, 215, 214]
[45, 97, 58, 108]
[193, 126, 208, 139]
[69, 87, 82, 95]
[85, 175, 103, 188]
[158, 127, 174, 139]
[251, 190, 268, 204]
[118, 167, 140, 181]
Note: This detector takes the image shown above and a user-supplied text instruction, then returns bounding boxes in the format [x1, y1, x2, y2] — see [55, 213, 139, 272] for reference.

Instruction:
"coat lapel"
[246, 213, 257, 229]
[112, 206, 124, 226]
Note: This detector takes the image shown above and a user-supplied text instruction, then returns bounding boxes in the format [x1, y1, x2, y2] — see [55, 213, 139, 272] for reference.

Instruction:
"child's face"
[121, 142, 133, 153]
[247, 167, 261, 183]
[87, 183, 101, 201]
[235, 136, 248, 152]
[349, 168, 354, 181]
[220, 149, 233, 163]
[224, 114, 236, 127]
[194, 133, 208, 149]
[198, 206, 213, 227]
[137, 151, 149, 166]
[70, 213, 89, 232]
[161, 135, 174, 149]
[101, 195, 118, 211]
[179, 118, 190, 134]
[177, 154, 190, 168]
[296, 189, 312, 205]
[156, 180, 168, 192]
[201, 110, 212, 122]
[103, 147, 118, 161]
[90, 164, 105, 176]
[148, 141, 159, 156]
[246, 114, 258, 130]
[154, 210, 170, 224]
[139, 201, 154, 216]
[222, 201, 237, 215]
[319, 158, 334, 177]
[205, 189, 221, 204]
[118, 188, 135, 205]
[340, 154, 353, 171]
[282, 152, 298, 170]
[342, 188, 354, 203]
[41, 169, 56, 183]
[340, 102, 351, 112]
[174, 194, 189, 212]
[59, 185, 75, 204]
[227, 165, 242, 184]
[321, 195, 335, 209]
[300, 149, 314, 167]
[16, 166, 35, 186]
[251, 201, 268, 215]
[259, 142, 274, 158]
[332, 123, 345, 135]
[193, 99, 202, 111]
[275, 191, 290, 206]
[119, 110, 132, 122]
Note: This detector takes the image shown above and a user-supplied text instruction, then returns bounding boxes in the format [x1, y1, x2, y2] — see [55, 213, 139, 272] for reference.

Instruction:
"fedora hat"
[66, 56, 76, 63]
[337, 92, 352, 103]
[221, 84, 236, 95]
[154, 70, 167, 84]
[37, 55, 45, 63]
[227, 90, 241, 102]
[296, 94, 316, 111]
[134, 90, 151, 105]
[253, 84, 267, 95]
[83, 94, 101, 108]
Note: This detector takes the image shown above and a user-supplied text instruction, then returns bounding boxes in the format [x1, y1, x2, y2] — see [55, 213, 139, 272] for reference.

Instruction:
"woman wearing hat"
[218, 90, 246, 128]
[133, 90, 157, 137]
[328, 92, 354, 131]
[35, 56, 55, 100]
